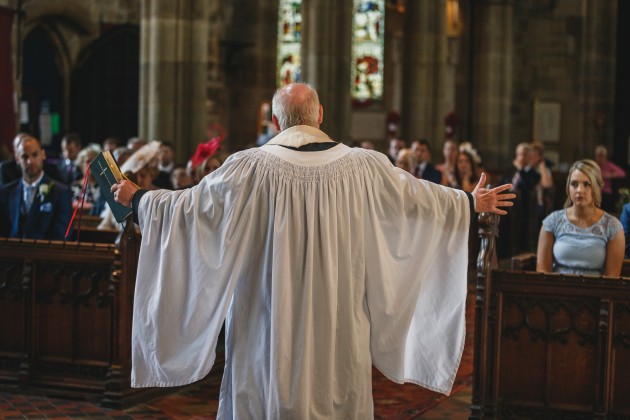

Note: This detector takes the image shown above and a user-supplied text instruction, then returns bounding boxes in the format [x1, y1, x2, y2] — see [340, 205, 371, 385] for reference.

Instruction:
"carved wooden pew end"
[470, 213, 630, 419]
[0, 223, 156, 408]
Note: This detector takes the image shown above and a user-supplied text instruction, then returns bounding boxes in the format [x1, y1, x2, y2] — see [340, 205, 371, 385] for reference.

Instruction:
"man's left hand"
[111, 180, 139, 208]
[472, 172, 516, 215]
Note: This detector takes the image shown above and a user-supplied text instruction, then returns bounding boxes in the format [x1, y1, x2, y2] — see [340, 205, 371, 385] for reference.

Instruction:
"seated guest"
[395, 148, 417, 175]
[498, 142, 541, 257]
[102, 136, 120, 152]
[154, 141, 175, 189]
[170, 165, 194, 190]
[621, 202, 630, 258]
[187, 137, 225, 184]
[536, 159, 625, 276]
[192, 154, 225, 184]
[113, 146, 134, 167]
[1, 133, 62, 185]
[453, 150, 478, 193]
[0, 136, 72, 240]
[387, 138, 406, 165]
[57, 133, 83, 185]
[127, 137, 148, 153]
[410, 139, 441, 184]
[436, 139, 458, 187]
[70, 144, 106, 216]
[594, 145, 626, 213]
[459, 142, 484, 177]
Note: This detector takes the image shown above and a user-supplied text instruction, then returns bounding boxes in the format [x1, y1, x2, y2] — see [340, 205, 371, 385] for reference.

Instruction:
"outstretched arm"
[471, 172, 516, 215]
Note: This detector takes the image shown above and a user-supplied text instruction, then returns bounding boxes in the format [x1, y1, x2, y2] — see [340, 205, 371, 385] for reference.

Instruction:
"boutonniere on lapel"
[38, 181, 54, 202]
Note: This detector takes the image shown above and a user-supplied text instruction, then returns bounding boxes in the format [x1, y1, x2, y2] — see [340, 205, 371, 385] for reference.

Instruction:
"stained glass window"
[277, 0, 302, 88]
[351, 0, 385, 100]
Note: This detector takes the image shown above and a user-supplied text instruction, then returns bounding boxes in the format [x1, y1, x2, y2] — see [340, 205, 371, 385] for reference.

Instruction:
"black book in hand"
[90, 151, 132, 223]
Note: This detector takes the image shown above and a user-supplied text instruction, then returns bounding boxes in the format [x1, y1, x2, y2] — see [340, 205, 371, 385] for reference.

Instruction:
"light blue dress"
[542, 209, 623, 275]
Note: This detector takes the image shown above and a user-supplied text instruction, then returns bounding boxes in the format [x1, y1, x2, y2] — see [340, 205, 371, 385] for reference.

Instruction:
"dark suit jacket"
[57, 159, 83, 185]
[0, 174, 73, 240]
[0, 159, 63, 185]
[154, 170, 174, 189]
[621, 203, 630, 258]
[417, 162, 442, 184]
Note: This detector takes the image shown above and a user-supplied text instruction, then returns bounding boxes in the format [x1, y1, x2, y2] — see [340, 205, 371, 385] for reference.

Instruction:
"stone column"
[301, 0, 353, 142]
[581, 0, 617, 157]
[471, 0, 514, 169]
[401, 0, 448, 143]
[222, 0, 278, 151]
[0, 4, 16, 150]
[139, 0, 208, 161]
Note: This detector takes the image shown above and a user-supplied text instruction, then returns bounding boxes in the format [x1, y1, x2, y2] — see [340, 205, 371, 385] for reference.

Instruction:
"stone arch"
[20, 0, 100, 74]
[23, 0, 99, 38]
[18, 0, 101, 149]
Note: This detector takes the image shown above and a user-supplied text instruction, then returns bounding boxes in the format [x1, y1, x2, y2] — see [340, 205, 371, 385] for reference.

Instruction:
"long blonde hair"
[564, 159, 604, 208]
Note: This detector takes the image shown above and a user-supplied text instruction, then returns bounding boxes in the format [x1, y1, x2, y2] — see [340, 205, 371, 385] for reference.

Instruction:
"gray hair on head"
[272, 83, 320, 131]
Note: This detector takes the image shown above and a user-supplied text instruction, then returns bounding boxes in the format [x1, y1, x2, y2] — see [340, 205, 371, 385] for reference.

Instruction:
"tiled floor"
[1, 333, 474, 419]
[0, 386, 472, 419]
[1, 291, 476, 419]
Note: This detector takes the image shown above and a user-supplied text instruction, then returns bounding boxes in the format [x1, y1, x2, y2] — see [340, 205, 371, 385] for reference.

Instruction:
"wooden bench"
[0, 222, 157, 408]
[70, 215, 120, 244]
[470, 214, 630, 418]
[509, 252, 630, 277]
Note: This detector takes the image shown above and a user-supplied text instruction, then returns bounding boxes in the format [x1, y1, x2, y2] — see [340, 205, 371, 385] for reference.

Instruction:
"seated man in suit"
[57, 133, 83, 185]
[0, 136, 72, 240]
[622, 202, 630, 258]
[0, 133, 62, 185]
[411, 138, 442, 184]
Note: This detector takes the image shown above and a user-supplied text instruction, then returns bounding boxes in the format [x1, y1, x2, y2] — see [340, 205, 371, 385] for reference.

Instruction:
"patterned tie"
[24, 184, 36, 212]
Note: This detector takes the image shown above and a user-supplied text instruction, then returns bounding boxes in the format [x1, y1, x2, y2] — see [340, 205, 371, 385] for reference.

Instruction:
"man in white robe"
[112, 83, 514, 419]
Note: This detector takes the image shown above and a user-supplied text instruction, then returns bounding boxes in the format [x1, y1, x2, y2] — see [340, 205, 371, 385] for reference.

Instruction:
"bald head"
[272, 83, 323, 131]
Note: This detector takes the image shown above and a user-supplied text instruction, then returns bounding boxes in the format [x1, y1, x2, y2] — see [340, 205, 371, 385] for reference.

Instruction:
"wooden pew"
[510, 252, 630, 277]
[470, 215, 630, 419]
[70, 215, 120, 244]
[0, 222, 157, 408]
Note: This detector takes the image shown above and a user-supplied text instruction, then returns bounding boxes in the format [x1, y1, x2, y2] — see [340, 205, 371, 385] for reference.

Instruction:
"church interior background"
[1, 0, 630, 417]
[0, 0, 628, 175]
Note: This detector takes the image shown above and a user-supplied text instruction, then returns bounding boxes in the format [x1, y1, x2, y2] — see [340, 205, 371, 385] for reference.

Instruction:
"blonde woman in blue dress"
[536, 159, 625, 276]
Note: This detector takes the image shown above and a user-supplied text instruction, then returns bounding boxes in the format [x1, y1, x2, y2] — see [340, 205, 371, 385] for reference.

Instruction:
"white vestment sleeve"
[131, 154, 250, 387]
[364, 153, 470, 395]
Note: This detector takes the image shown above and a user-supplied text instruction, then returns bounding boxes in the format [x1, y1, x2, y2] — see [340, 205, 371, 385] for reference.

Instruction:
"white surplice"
[131, 125, 471, 419]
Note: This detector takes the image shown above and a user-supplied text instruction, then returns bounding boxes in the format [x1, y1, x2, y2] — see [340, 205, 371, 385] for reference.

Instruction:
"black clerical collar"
[273, 142, 339, 152]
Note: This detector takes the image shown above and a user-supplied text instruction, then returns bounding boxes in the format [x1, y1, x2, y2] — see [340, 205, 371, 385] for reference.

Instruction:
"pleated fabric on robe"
[131, 125, 470, 419]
